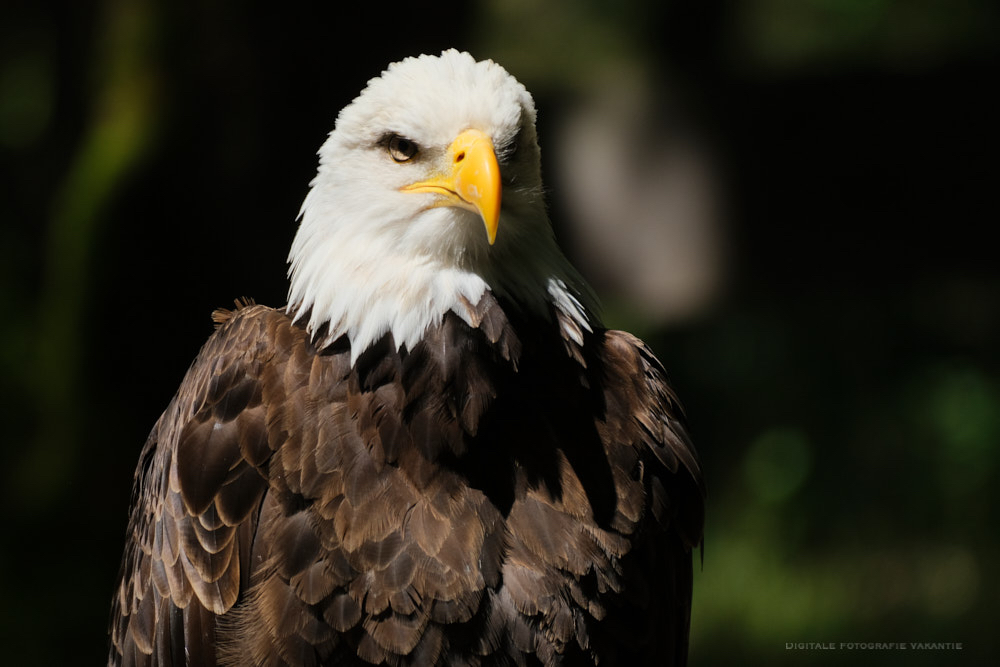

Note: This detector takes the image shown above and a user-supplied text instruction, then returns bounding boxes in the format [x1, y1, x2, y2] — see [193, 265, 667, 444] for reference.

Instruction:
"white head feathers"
[287, 50, 595, 362]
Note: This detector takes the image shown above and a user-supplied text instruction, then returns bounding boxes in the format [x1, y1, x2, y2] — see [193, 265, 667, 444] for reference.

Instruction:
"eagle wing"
[109, 304, 275, 666]
[597, 329, 704, 664]
[600, 329, 704, 548]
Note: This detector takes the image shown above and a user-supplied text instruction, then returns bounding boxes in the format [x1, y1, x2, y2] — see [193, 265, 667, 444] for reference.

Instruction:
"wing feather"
[109, 304, 274, 665]
[603, 330, 705, 549]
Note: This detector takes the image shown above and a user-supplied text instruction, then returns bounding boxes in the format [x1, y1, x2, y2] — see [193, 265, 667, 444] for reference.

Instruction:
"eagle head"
[287, 50, 593, 360]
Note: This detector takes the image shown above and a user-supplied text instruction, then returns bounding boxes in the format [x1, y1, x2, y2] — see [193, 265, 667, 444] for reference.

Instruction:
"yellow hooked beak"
[400, 129, 502, 245]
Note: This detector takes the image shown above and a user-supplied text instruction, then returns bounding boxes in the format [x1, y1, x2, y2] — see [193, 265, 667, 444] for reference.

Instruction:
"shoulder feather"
[600, 329, 705, 549]
[109, 304, 281, 665]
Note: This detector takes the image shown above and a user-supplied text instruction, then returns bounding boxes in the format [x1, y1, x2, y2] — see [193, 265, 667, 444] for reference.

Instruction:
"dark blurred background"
[2, 0, 997, 664]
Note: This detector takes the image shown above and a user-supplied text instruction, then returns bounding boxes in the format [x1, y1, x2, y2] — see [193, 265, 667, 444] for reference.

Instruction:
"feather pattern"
[109, 297, 703, 666]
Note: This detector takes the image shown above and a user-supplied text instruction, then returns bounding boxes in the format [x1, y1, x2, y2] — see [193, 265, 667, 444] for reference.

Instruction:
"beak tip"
[484, 208, 500, 246]
[484, 203, 501, 245]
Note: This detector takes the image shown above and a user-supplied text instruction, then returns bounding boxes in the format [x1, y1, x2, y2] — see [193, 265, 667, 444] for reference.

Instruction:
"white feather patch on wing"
[548, 278, 593, 346]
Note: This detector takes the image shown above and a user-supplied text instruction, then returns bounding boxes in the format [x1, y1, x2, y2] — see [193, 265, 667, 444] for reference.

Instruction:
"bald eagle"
[109, 50, 704, 667]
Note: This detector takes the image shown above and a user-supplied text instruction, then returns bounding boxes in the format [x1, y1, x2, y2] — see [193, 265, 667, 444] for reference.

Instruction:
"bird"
[108, 49, 704, 667]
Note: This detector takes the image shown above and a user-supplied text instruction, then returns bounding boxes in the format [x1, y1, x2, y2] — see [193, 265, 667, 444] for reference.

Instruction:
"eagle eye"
[387, 135, 419, 163]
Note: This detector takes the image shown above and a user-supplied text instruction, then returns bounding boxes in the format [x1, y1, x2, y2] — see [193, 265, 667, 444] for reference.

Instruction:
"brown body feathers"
[109, 294, 704, 666]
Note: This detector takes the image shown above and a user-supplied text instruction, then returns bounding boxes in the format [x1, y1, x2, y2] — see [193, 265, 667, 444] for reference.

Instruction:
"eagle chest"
[225, 313, 634, 661]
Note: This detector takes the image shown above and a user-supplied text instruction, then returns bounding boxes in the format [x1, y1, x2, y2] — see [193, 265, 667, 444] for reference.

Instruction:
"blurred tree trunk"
[16, 0, 160, 510]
